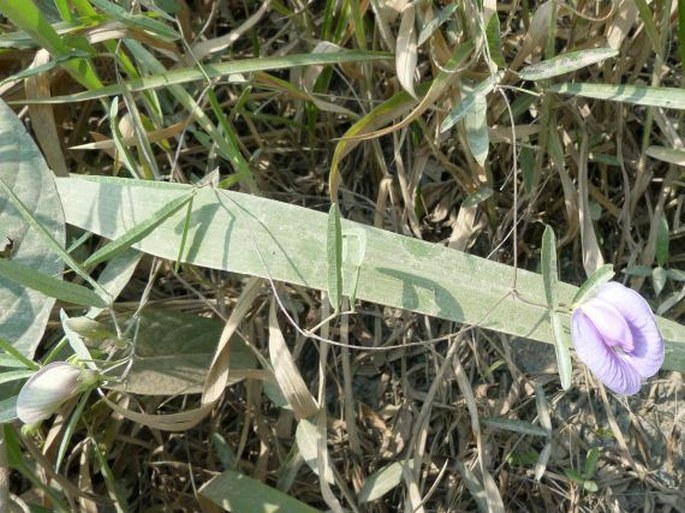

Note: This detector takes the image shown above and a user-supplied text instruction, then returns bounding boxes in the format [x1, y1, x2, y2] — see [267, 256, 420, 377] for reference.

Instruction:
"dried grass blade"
[268, 299, 318, 420]
[25, 49, 68, 177]
[396, 3, 418, 98]
[202, 277, 262, 406]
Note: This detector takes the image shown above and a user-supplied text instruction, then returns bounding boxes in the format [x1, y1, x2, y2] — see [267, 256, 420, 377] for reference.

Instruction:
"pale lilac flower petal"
[593, 282, 664, 377]
[17, 362, 84, 425]
[571, 308, 642, 395]
[577, 298, 633, 351]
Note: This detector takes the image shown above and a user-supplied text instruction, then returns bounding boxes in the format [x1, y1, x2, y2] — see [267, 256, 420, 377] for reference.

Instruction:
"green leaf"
[547, 83, 685, 110]
[485, 12, 506, 69]
[541, 225, 558, 308]
[652, 266, 668, 296]
[440, 71, 504, 133]
[55, 175, 685, 372]
[541, 225, 571, 390]
[104, 310, 257, 396]
[0, 99, 66, 357]
[200, 469, 323, 513]
[482, 417, 549, 437]
[550, 311, 572, 390]
[327, 203, 343, 311]
[645, 145, 685, 166]
[358, 460, 405, 503]
[18, 51, 390, 104]
[83, 191, 195, 268]
[571, 264, 615, 306]
[656, 213, 669, 267]
[0, 0, 102, 90]
[583, 447, 600, 478]
[0, 259, 107, 308]
[518, 48, 618, 81]
[465, 94, 489, 166]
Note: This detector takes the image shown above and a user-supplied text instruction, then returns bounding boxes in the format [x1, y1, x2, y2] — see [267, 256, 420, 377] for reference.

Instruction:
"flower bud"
[17, 362, 98, 425]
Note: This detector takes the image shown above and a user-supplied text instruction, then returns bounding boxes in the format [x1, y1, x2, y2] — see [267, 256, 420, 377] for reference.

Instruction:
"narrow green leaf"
[571, 264, 615, 306]
[88, 0, 179, 40]
[440, 70, 504, 133]
[485, 12, 506, 69]
[83, 192, 194, 268]
[550, 311, 572, 390]
[465, 94, 489, 166]
[0, 174, 103, 296]
[656, 213, 669, 267]
[646, 145, 685, 166]
[583, 447, 600, 478]
[652, 266, 668, 296]
[17, 51, 390, 104]
[518, 48, 618, 81]
[632, 0, 662, 58]
[200, 469, 323, 513]
[326, 203, 343, 311]
[541, 225, 558, 308]
[0, 259, 107, 308]
[358, 461, 405, 503]
[0, 0, 102, 90]
[0, 338, 39, 370]
[0, 369, 34, 386]
[482, 417, 549, 437]
[547, 83, 685, 110]
[175, 194, 195, 273]
[542, 226, 571, 390]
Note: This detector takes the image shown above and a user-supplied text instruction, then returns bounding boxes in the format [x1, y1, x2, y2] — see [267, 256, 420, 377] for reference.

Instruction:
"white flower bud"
[17, 362, 98, 425]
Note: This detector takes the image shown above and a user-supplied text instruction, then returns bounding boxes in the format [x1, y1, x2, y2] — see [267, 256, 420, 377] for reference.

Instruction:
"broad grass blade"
[646, 145, 685, 166]
[547, 83, 685, 110]
[200, 469, 323, 513]
[518, 48, 618, 81]
[56, 175, 685, 372]
[358, 460, 405, 503]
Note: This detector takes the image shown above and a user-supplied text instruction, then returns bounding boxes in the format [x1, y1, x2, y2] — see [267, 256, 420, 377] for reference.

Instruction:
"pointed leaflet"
[571, 264, 615, 307]
[541, 225, 571, 390]
[326, 202, 343, 311]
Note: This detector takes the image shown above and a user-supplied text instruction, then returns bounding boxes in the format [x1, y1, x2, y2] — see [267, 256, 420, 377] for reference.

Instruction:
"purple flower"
[571, 282, 664, 395]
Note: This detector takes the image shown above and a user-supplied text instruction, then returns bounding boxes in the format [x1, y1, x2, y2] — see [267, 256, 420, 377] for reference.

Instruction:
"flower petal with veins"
[571, 282, 664, 395]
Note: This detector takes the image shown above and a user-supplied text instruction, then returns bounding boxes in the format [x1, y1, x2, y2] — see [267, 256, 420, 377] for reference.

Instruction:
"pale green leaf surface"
[465, 94, 489, 166]
[16, 51, 390, 104]
[326, 203, 343, 311]
[547, 83, 685, 110]
[0, 258, 106, 308]
[541, 225, 571, 390]
[518, 48, 618, 81]
[482, 417, 549, 437]
[200, 469, 323, 513]
[0, 99, 65, 357]
[55, 176, 685, 371]
[358, 460, 405, 503]
[105, 310, 257, 396]
[646, 145, 685, 166]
